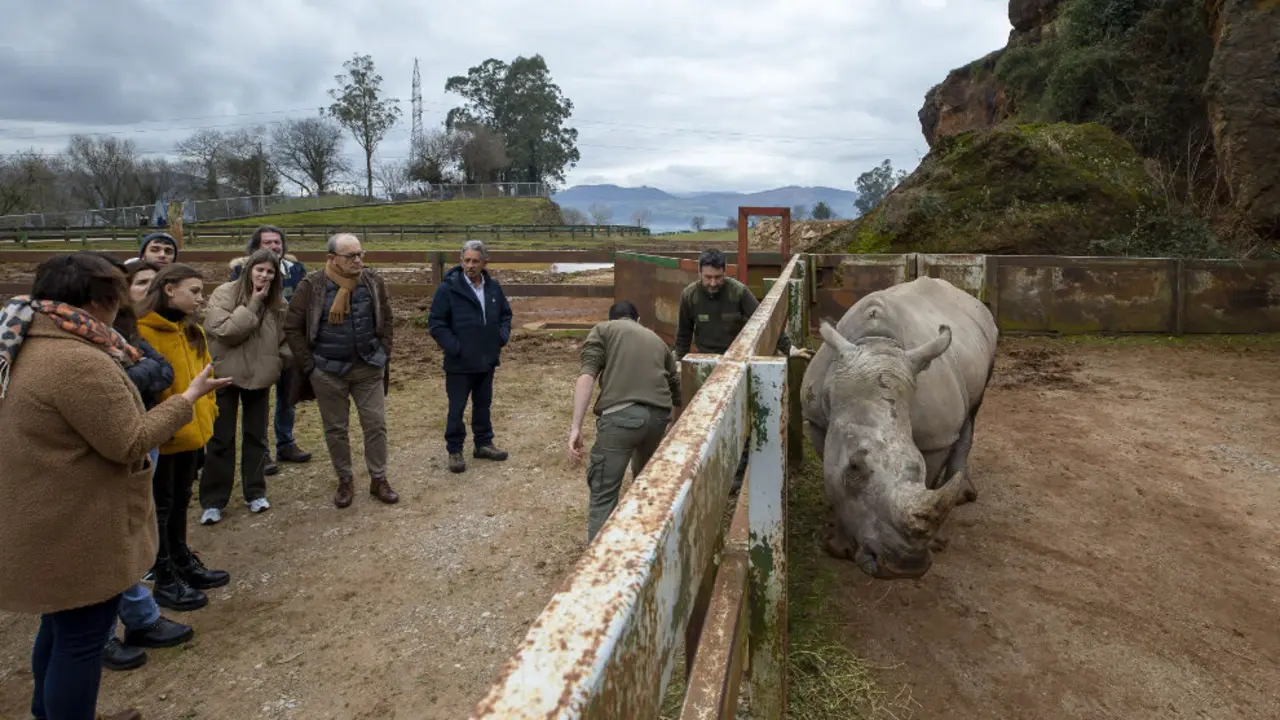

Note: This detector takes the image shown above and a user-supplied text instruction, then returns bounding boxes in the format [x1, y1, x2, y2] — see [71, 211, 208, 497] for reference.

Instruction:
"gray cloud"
[0, 0, 1011, 194]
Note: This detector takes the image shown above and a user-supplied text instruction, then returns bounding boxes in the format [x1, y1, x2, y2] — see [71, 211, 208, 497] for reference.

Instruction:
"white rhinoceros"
[800, 275, 998, 579]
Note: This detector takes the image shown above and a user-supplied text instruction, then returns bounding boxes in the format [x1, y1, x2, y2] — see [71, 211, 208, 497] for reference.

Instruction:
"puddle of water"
[550, 262, 613, 273]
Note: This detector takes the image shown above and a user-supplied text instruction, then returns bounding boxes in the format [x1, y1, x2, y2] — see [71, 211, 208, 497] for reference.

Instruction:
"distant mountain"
[551, 183, 859, 231]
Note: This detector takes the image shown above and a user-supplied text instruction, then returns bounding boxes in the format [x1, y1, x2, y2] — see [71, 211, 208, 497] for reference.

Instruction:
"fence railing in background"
[470, 253, 807, 719]
[0, 223, 652, 246]
[0, 183, 553, 230]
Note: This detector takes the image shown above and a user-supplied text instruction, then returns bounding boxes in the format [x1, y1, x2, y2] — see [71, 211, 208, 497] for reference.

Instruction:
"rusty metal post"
[747, 357, 788, 718]
[737, 208, 749, 284]
[168, 200, 184, 249]
[679, 353, 722, 679]
[780, 208, 791, 261]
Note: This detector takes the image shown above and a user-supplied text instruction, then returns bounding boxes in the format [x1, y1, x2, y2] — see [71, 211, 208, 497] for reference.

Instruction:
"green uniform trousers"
[586, 403, 671, 542]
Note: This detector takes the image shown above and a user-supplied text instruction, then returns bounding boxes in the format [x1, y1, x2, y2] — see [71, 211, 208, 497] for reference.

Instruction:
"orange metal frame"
[735, 206, 791, 283]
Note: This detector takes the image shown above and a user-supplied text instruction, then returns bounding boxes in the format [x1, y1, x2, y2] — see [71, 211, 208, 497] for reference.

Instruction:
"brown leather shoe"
[370, 476, 399, 504]
[333, 477, 354, 508]
[98, 709, 142, 720]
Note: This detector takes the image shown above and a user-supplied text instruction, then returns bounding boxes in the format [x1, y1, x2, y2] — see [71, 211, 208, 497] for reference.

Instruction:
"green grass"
[211, 198, 560, 227]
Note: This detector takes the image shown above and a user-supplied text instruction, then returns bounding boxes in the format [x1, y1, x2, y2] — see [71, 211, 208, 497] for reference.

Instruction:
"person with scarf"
[199, 248, 292, 524]
[135, 263, 231, 611]
[0, 252, 228, 720]
[283, 232, 398, 508]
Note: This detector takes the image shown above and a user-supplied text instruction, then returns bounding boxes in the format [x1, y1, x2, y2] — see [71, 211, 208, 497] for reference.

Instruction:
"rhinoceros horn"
[819, 320, 857, 354]
[905, 324, 952, 375]
[911, 470, 967, 528]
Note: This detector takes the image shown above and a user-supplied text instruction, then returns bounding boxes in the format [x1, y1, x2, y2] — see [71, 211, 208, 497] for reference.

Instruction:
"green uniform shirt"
[580, 318, 682, 415]
[673, 277, 792, 359]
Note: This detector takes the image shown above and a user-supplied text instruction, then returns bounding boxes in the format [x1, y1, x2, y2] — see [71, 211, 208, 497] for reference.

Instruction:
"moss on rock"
[819, 122, 1170, 255]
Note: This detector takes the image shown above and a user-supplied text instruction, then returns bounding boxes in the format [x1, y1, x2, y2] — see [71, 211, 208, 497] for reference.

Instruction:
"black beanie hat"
[139, 232, 179, 260]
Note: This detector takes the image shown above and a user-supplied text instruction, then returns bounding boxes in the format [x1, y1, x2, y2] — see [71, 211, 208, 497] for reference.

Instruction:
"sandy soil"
[818, 337, 1280, 719]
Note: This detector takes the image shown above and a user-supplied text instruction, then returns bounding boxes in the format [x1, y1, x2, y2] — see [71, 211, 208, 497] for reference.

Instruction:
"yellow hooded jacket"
[136, 312, 218, 455]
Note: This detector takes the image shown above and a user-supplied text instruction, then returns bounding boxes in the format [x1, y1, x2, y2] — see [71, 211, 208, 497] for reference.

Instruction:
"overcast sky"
[0, 0, 1011, 195]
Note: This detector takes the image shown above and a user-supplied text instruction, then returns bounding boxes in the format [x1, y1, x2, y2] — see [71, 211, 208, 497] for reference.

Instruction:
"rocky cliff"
[914, 0, 1279, 244]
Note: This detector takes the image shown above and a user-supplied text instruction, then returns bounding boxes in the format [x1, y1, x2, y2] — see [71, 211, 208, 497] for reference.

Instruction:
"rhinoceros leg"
[945, 414, 979, 505]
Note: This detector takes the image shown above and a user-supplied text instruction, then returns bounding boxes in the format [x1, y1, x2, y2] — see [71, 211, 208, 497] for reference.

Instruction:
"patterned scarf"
[0, 295, 143, 400]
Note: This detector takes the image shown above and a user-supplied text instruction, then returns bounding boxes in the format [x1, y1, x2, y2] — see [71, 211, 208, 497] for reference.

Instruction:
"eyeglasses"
[333, 251, 366, 260]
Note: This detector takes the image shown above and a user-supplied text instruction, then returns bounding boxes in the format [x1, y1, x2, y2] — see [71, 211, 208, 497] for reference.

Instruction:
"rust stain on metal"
[470, 360, 749, 719]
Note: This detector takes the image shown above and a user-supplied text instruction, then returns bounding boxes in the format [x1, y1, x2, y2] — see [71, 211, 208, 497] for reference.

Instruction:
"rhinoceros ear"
[906, 324, 952, 375]
[819, 321, 856, 355]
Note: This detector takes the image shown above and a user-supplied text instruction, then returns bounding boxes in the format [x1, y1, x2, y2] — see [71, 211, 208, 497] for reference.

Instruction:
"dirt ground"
[0, 298, 1276, 719]
[818, 337, 1280, 719]
[0, 304, 601, 720]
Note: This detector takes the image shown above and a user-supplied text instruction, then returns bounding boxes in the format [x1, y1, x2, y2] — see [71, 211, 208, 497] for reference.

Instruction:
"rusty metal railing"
[470, 253, 809, 719]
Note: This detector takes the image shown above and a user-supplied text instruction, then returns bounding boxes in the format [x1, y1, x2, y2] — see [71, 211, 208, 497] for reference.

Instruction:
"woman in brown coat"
[198, 247, 292, 524]
[0, 252, 228, 720]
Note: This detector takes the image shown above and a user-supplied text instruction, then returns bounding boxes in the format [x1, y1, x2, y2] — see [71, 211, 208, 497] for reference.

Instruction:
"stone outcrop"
[748, 219, 854, 251]
[1204, 0, 1280, 234]
[918, 51, 1011, 148]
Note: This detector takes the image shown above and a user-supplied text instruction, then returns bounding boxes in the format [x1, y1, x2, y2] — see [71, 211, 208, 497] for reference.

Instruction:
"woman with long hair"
[136, 263, 231, 611]
[0, 252, 227, 720]
[90, 256, 198, 671]
[199, 248, 292, 523]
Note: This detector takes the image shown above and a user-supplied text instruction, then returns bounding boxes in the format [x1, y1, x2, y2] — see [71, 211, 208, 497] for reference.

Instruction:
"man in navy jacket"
[427, 240, 514, 473]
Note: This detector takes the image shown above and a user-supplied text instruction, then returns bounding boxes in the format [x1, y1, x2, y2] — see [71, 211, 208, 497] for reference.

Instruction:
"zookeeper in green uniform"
[568, 300, 682, 543]
[673, 248, 813, 491]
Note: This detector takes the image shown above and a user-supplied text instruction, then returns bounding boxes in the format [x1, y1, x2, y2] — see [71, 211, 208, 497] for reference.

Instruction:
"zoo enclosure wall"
[616, 251, 1280, 337]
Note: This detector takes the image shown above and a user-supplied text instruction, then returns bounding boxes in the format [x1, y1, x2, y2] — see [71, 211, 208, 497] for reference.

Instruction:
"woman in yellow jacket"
[136, 263, 231, 612]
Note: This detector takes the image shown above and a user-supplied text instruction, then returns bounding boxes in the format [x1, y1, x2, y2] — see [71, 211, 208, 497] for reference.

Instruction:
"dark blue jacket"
[427, 266, 513, 375]
[125, 338, 175, 410]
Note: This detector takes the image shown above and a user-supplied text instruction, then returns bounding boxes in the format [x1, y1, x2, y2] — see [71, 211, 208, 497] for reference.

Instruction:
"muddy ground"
[0, 308, 1275, 719]
[818, 338, 1280, 719]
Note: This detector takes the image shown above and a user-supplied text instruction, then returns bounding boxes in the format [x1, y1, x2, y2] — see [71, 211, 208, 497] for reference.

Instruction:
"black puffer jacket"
[125, 338, 175, 410]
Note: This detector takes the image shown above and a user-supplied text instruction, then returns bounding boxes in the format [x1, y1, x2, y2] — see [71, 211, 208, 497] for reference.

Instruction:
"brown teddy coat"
[0, 315, 193, 614]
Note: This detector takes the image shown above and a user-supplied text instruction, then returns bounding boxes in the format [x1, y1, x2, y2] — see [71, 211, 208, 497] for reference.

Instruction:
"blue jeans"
[274, 369, 296, 453]
[108, 448, 163, 642]
[32, 594, 122, 720]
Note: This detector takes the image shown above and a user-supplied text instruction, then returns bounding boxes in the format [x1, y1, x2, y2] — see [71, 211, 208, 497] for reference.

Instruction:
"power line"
[0, 98, 922, 147]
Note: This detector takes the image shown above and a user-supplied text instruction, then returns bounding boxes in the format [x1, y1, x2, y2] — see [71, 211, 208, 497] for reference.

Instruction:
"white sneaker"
[200, 508, 221, 525]
[247, 498, 271, 513]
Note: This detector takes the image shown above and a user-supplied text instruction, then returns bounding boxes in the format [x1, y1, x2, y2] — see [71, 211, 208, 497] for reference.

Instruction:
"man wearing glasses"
[284, 233, 399, 509]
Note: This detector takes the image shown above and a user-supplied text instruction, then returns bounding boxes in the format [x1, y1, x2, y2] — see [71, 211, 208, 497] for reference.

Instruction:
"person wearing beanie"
[229, 225, 311, 473]
[139, 232, 179, 266]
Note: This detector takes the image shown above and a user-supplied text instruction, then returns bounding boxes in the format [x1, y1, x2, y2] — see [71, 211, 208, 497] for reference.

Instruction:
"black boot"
[151, 559, 208, 612]
[174, 546, 230, 590]
[124, 616, 194, 648]
[102, 637, 147, 672]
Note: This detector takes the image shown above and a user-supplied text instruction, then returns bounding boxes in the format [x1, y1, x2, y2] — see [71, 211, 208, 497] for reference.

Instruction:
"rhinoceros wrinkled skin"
[800, 276, 998, 580]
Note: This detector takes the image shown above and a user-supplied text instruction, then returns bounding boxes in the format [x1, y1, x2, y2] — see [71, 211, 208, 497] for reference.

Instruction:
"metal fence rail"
[471, 253, 807, 719]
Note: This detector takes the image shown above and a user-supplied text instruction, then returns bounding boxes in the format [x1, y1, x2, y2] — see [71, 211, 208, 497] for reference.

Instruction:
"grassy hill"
[211, 198, 564, 227]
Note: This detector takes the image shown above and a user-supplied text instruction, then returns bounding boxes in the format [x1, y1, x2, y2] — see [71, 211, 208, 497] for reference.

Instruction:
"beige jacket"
[0, 315, 193, 614]
[203, 281, 292, 390]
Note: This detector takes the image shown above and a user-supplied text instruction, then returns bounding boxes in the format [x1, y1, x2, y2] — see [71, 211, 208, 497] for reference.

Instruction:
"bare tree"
[219, 126, 279, 198]
[791, 204, 808, 220]
[174, 129, 228, 198]
[134, 158, 180, 206]
[326, 53, 402, 198]
[66, 135, 145, 208]
[726, 216, 738, 230]
[270, 117, 350, 195]
[690, 215, 706, 231]
[456, 123, 509, 183]
[587, 203, 612, 225]
[409, 127, 464, 184]
[0, 151, 67, 217]
[561, 207, 588, 224]
[376, 159, 413, 198]
[630, 208, 651, 228]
